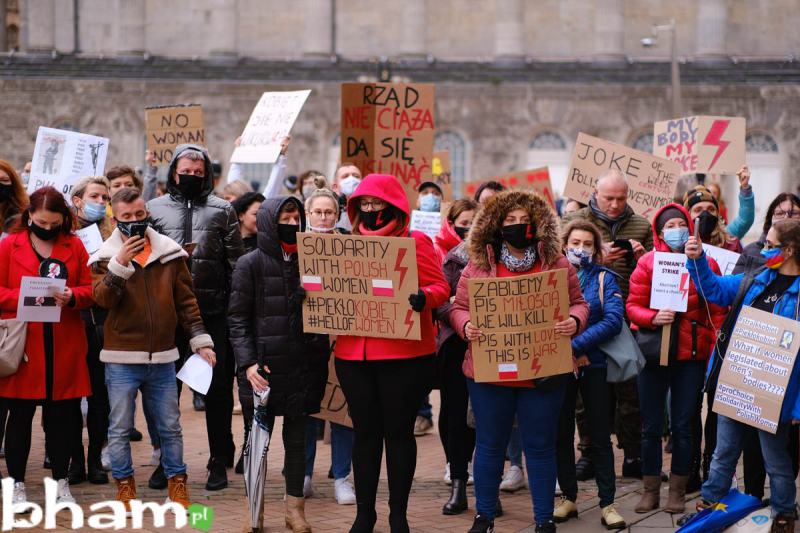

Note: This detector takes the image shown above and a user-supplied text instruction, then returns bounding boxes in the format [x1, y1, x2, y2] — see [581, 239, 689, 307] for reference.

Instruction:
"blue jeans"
[305, 418, 354, 480]
[467, 379, 565, 525]
[638, 361, 704, 476]
[507, 427, 523, 467]
[106, 363, 185, 480]
[417, 395, 433, 420]
[703, 415, 796, 515]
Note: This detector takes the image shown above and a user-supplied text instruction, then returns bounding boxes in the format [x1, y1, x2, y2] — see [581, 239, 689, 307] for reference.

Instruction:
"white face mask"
[339, 176, 361, 197]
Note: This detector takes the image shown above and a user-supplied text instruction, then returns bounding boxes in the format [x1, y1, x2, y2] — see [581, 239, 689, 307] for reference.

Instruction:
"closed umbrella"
[243, 386, 271, 533]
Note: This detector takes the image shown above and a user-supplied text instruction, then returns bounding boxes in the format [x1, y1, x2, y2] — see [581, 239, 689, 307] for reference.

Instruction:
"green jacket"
[563, 206, 653, 299]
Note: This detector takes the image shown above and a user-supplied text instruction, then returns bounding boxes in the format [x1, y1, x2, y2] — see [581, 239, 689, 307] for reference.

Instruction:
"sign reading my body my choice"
[298, 232, 420, 340]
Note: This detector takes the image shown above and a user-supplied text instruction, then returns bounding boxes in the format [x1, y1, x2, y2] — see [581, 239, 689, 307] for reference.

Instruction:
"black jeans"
[70, 323, 110, 467]
[742, 424, 800, 499]
[265, 413, 307, 497]
[336, 355, 435, 520]
[437, 336, 475, 481]
[556, 367, 616, 507]
[5, 398, 80, 481]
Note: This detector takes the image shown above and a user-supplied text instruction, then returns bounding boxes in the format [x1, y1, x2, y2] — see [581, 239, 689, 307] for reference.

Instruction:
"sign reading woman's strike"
[713, 306, 800, 434]
[298, 233, 420, 340]
[468, 269, 573, 382]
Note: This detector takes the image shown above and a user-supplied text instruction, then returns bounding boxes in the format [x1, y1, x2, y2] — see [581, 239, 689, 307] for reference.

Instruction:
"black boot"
[148, 462, 167, 490]
[67, 456, 86, 485]
[87, 457, 109, 484]
[388, 507, 409, 533]
[686, 453, 702, 493]
[205, 457, 228, 491]
[193, 393, 206, 412]
[442, 478, 468, 515]
[349, 507, 377, 533]
[535, 520, 556, 533]
[622, 455, 643, 479]
[468, 514, 494, 533]
[575, 456, 595, 481]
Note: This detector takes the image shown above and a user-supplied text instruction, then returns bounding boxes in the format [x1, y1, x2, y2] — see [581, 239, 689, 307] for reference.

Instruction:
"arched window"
[746, 132, 779, 153]
[526, 130, 569, 197]
[630, 132, 654, 154]
[434, 130, 468, 194]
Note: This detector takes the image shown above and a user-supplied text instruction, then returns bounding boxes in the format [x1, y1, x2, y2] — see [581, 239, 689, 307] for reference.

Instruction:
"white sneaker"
[303, 475, 314, 498]
[101, 446, 111, 471]
[499, 465, 526, 492]
[468, 461, 474, 486]
[149, 447, 161, 467]
[334, 477, 356, 505]
[56, 479, 75, 504]
[12, 481, 27, 506]
[444, 463, 451, 485]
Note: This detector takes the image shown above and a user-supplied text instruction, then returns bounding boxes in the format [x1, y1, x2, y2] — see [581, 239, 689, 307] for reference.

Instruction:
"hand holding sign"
[53, 286, 73, 307]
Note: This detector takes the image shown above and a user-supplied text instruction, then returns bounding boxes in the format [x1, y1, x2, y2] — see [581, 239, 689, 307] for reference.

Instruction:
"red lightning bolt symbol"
[531, 357, 542, 375]
[547, 271, 558, 290]
[404, 309, 415, 337]
[703, 119, 731, 171]
[395, 248, 408, 288]
[553, 306, 564, 322]
[679, 272, 690, 300]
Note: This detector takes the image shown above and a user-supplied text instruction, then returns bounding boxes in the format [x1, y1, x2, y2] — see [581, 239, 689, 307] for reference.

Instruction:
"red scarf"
[357, 219, 402, 237]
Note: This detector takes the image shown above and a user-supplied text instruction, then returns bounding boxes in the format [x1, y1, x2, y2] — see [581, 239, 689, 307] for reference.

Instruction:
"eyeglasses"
[310, 210, 337, 219]
[773, 209, 800, 220]
[359, 199, 386, 211]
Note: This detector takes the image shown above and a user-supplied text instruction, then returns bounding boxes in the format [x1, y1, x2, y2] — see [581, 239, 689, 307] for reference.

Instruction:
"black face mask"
[361, 208, 396, 231]
[277, 223, 299, 245]
[454, 226, 470, 240]
[29, 220, 61, 241]
[176, 174, 204, 199]
[501, 223, 536, 249]
[116, 218, 150, 239]
[695, 210, 719, 240]
[0, 183, 12, 201]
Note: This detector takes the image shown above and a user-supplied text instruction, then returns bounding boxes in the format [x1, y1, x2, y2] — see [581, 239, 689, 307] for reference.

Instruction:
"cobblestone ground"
[1, 388, 793, 532]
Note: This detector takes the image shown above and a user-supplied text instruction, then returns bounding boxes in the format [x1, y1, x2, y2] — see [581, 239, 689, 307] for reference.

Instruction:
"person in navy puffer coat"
[553, 219, 627, 529]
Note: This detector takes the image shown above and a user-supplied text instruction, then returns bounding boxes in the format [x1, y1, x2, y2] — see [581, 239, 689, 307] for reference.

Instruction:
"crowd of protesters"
[0, 137, 799, 533]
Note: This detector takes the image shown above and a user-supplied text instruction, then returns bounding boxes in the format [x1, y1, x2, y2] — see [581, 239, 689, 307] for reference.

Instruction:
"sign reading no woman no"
[145, 104, 205, 165]
[468, 269, 573, 383]
[298, 233, 420, 340]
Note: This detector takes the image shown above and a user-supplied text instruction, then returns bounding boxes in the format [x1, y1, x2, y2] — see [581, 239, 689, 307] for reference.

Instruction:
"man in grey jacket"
[148, 143, 245, 491]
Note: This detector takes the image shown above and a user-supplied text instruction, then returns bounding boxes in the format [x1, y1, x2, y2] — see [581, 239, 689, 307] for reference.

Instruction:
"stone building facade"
[1, 0, 799, 232]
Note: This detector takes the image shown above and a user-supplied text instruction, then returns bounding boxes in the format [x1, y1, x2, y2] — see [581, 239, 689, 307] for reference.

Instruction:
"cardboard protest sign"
[432, 151, 453, 202]
[312, 355, 353, 428]
[468, 269, 573, 383]
[410, 210, 441, 239]
[341, 83, 435, 206]
[230, 90, 311, 164]
[463, 167, 556, 209]
[298, 232, 420, 340]
[650, 252, 689, 313]
[653, 116, 746, 175]
[703, 243, 741, 276]
[145, 104, 204, 165]
[564, 133, 681, 220]
[713, 306, 800, 434]
[27, 127, 110, 198]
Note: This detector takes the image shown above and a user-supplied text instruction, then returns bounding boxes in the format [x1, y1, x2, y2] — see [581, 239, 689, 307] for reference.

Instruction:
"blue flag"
[676, 489, 763, 533]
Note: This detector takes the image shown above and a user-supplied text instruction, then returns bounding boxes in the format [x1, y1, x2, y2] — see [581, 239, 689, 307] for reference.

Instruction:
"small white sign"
[76, 224, 104, 255]
[702, 243, 741, 276]
[650, 252, 689, 312]
[410, 210, 441, 239]
[176, 354, 213, 395]
[16, 276, 67, 323]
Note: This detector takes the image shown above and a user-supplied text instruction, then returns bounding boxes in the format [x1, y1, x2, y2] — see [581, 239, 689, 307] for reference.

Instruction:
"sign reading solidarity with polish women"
[714, 306, 800, 434]
[564, 133, 681, 220]
[341, 82, 435, 206]
[653, 116, 746, 175]
[468, 269, 573, 383]
[463, 167, 556, 209]
[298, 233, 420, 340]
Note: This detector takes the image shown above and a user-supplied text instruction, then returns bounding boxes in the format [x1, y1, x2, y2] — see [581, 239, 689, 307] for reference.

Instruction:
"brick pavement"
[1, 388, 790, 532]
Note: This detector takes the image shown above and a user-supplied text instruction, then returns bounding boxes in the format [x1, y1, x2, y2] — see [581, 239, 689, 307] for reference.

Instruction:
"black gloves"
[408, 289, 426, 312]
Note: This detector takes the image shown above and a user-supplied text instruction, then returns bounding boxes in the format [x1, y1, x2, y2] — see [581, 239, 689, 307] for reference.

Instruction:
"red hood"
[651, 202, 694, 252]
[346, 173, 410, 230]
[434, 220, 462, 255]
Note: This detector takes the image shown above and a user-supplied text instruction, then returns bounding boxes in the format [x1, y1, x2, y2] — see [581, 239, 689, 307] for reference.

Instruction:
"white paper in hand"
[176, 354, 213, 395]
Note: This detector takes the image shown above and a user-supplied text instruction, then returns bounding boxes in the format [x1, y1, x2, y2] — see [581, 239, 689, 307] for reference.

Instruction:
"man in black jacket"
[148, 143, 245, 490]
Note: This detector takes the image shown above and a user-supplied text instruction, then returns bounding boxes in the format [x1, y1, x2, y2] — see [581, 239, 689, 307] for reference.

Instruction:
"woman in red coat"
[334, 174, 450, 533]
[626, 203, 726, 515]
[0, 187, 94, 505]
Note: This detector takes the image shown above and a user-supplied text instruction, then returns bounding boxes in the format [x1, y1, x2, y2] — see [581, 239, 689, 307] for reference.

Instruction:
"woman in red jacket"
[0, 187, 94, 505]
[450, 190, 589, 533]
[626, 203, 726, 515]
[335, 174, 450, 533]
[433, 198, 478, 265]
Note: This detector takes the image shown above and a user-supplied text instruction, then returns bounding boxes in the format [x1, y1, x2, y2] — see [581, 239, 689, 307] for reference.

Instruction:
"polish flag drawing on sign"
[371, 279, 394, 297]
[498, 363, 518, 380]
[302, 275, 323, 291]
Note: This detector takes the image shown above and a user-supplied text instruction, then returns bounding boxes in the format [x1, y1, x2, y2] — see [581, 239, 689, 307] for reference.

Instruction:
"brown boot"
[167, 473, 191, 509]
[115, 476, 136, 513]
[665, 474, 688, 514]
[285, 495, 312, 533]
[771, 514, 795, 533]
[634, 475, 661, 513]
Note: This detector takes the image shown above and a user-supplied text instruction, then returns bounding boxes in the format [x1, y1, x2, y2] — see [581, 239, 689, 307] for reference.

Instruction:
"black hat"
[417, 181, 443, 195]
[656, 206, 687, 234]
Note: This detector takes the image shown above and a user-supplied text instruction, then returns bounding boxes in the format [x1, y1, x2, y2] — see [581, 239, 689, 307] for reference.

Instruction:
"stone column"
[696, 0, 727, 59]
[208, 0, 237, 56]
[23, 0, 55, 52]
[398, 0, 426, 58]
[303, 0, 333, 58]
[117, 0, 145, 55]
[594, 0, 625, 60]
[494, 0, 524, 59]
[53, 0, 75, 53]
